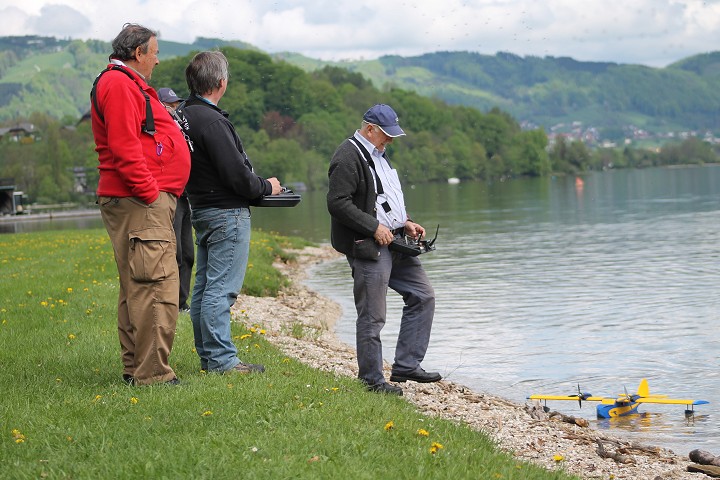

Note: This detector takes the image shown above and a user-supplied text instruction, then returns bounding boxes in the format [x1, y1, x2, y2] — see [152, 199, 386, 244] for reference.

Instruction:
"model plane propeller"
[528, 378, 709, 418]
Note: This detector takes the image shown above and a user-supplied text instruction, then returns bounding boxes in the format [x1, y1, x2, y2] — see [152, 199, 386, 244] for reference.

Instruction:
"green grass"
[0, 229, 578, 479]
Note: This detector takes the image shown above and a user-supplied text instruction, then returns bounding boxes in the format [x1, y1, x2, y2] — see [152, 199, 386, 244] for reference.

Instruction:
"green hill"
[0, 34, 718, 138]
[278, 51, 720, 134]
[0, 36, 257, 122]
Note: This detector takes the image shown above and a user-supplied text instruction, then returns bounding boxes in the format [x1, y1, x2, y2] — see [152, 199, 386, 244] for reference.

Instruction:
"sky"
[1, 0, 719, 67]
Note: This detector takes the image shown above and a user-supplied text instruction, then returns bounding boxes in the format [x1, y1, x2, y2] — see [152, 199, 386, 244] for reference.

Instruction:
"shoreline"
[231, 245, 705, 480]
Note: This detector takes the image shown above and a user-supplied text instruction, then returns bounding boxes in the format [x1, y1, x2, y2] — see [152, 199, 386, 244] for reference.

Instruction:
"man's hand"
[267, 177, 282, 195]
[373, 224, 394, 246]
[404, 221, 425, 239]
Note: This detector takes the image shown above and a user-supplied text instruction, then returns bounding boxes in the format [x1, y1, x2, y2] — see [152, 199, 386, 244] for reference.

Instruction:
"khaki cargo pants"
[99, 192, 179, 385]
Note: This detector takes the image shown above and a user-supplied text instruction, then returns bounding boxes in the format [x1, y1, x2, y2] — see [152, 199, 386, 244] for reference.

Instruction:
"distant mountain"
[276, 50, 720, 135]
[1, 35, 718, 138]
[0, 36, 257, 122]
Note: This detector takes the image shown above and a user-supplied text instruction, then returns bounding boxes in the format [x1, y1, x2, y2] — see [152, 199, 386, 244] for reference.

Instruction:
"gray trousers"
[347, 246, 435, 385]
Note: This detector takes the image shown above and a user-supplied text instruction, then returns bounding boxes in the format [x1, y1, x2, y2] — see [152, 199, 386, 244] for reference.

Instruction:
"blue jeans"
[190, 207, 251, 372]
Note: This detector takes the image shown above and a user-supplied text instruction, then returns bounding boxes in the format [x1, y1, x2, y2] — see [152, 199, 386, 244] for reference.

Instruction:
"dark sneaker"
[366, 382, 403, 396]
[122, 373, 136, 386]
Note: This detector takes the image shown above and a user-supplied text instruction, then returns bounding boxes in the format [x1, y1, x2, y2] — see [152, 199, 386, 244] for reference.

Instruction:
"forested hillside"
[0, 46, 559, 204]
[0, 37, 718, 206]
[279, 51, 720, 134]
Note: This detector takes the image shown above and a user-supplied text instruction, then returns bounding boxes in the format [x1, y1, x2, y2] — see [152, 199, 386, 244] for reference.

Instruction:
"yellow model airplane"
[528, 378, 709, 418]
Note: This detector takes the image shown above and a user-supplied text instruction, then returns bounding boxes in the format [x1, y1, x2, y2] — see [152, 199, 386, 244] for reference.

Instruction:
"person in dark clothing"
[158, 87, 194, 313]
[327, 104, 440, 396]
[181, 50, 282, 374]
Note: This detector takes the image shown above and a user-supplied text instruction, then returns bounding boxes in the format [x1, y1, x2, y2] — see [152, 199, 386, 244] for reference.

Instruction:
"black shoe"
[366, 382, 403, 396]
[122, 374, 136, 386]
[165, 377, 181, 385]
[389, 368, 442, 383]
[179, 305, 190, 313]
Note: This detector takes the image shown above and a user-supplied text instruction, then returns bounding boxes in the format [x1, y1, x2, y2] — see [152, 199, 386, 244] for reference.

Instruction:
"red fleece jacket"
[91, 64, 190, 204]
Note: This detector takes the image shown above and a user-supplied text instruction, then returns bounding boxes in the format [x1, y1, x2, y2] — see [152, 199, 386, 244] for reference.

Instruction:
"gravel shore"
[230, 245, 709, 480]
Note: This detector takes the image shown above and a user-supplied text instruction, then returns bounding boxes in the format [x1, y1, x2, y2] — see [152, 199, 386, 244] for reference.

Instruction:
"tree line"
[0, 47, 718, 205]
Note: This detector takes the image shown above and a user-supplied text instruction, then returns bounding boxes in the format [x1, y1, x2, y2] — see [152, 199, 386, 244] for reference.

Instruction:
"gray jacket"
[327, 138, 380, 255]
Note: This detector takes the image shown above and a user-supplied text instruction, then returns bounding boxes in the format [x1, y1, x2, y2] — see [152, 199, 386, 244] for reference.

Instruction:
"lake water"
[255, 165, 720, 455]
[5, 166, 718, 454]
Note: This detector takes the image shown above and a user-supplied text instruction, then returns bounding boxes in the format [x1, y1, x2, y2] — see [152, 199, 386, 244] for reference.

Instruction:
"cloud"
[0, 6, 33, 36]
[22, 4, 92, 38]
[3, 0, 720, 67]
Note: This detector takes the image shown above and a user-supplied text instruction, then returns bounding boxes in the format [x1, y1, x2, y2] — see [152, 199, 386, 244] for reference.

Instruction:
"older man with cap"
[327, 103, 440, 396]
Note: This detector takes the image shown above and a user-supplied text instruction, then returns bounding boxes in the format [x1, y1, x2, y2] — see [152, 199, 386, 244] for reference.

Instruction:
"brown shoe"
[225, 362, 265, 374]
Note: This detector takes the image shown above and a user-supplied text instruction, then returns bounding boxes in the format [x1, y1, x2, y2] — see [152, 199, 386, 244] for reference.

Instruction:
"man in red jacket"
[91, 23, 191, 386]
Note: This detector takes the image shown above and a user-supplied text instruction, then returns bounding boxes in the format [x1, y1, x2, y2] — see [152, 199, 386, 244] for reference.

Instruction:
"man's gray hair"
[109, 23, 157, 62]
[185, 51, 229, 96]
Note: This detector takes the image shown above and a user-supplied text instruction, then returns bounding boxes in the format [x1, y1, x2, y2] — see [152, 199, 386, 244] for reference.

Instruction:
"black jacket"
[181, 95, 271, 209]
[327, 138, 380, 255]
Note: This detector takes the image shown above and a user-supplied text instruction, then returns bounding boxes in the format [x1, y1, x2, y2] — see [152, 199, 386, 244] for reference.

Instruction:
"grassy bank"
[0, 229, 578, 479]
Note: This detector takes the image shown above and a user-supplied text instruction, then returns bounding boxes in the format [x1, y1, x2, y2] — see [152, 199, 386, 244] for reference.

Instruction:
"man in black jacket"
[327, 104, 440, 396]
[182, 50, 281, 375]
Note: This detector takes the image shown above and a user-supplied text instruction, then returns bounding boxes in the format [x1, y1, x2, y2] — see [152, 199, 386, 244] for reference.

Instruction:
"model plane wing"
[635, 398, 709, 406]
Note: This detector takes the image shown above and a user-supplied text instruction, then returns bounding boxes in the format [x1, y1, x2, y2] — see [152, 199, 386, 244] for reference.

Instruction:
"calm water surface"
[7, 166, 718, 454]
[264, 166, 720, 455]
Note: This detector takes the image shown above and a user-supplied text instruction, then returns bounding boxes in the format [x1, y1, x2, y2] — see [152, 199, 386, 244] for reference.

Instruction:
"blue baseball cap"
[363, 104, 406, 137]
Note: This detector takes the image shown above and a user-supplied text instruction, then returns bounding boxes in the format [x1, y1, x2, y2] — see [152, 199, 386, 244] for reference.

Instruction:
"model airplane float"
[528, 378, 709, 418]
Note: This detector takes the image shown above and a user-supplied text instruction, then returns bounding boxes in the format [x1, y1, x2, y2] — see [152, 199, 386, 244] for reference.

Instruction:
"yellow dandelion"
[66, 436, 73, 442]
[239, 334, 252, 340]
[250, 327, 257, 333]
[553, 454, 564, 462]
[12, 429, 26, 443]
[67, 333, 76, 340]
[201, 410, 213, 417]
[384, 421, 394, 431]
[93, 395, 102, 402]
[429, 442, 444, 454]
[130, 397, 139, 405]
[331, 387, 339, 392]
[40, 301, 48, 307]
[56, 378, 62, 383]
[282, 358, 290, 363]
[259, 329, 266, 335]
[26, 291, 32, 296]
[417, 428, 430, 437]
[67, 288, 73, 293]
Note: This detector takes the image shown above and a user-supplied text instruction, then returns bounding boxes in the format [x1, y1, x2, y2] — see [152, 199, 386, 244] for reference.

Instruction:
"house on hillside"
[0, 123, 38, 143]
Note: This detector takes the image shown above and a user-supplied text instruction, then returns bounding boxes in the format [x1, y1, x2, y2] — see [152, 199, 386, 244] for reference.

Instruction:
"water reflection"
[303, 166, 720, 455]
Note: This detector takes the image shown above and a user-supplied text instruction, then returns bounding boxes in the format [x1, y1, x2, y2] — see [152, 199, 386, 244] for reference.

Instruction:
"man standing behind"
[158, 87, 194, 313]
[91, 24, 191, 386]
[181, 50, 281, 374]
[327, 104, 440, 396]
